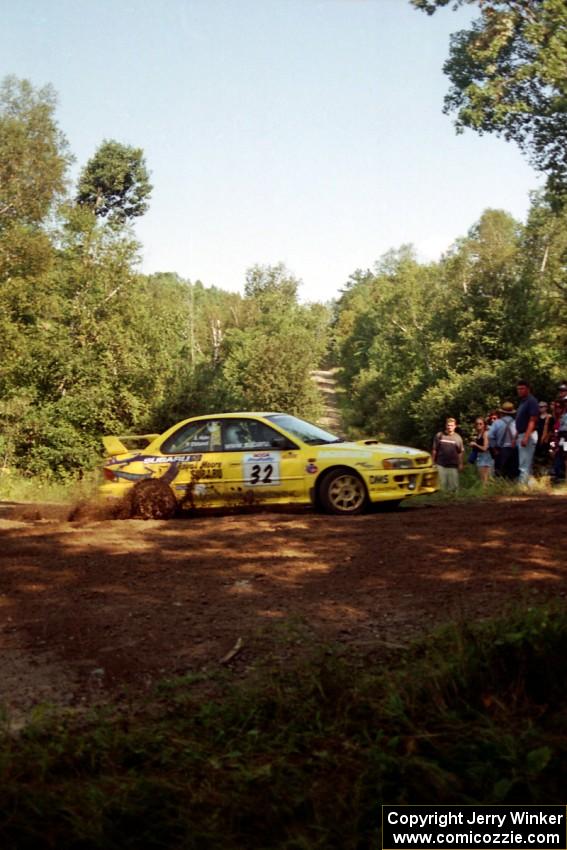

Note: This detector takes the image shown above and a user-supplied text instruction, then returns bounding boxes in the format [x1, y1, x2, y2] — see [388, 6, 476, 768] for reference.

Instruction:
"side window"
[223, 419, 293, 451]
[161, 420, 223, 454]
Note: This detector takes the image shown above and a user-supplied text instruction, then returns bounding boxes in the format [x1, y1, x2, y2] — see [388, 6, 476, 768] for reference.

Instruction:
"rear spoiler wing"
[102, 434, 159, 457]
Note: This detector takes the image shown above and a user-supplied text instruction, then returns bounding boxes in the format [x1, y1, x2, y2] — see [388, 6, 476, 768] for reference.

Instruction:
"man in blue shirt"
[515, 379, 540, 484]
[488, 402, 518, 479]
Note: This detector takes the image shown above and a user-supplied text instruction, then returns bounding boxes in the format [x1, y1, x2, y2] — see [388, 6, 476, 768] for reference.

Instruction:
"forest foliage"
[0, 78, 329, 478]
[412, 0, 567, 205]
[332, 204, 566, 447]
[0, 69, 566, 480]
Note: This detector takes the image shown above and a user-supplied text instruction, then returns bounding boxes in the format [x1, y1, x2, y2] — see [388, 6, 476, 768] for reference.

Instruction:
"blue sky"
[2, 0, 540, 301]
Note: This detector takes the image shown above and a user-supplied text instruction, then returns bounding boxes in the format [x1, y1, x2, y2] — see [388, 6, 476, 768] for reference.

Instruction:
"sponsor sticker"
[243, 452, 280, 485]
[144, 454, 202, 464]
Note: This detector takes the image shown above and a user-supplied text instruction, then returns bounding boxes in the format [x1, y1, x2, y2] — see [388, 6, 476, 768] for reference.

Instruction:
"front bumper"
[365, 468, 438, 501]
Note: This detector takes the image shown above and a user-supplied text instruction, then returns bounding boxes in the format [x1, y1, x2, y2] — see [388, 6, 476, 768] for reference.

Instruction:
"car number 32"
[243, 457, 280, 486]
[251, 463, 272, 484]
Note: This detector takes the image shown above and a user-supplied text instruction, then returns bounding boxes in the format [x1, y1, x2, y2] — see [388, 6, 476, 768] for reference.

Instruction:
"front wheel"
[319, 469, 368, 515]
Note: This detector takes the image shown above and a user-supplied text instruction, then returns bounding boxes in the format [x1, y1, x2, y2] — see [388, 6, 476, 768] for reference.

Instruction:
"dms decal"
[306, 463, 318, 474]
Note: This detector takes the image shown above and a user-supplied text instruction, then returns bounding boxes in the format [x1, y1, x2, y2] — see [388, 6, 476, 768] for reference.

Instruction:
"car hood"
[311, 440, 429, 462]
[353, 440, 426, 455]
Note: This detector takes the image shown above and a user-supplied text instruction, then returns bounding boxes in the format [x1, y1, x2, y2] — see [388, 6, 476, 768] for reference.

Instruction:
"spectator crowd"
[432, 380, 567, 491]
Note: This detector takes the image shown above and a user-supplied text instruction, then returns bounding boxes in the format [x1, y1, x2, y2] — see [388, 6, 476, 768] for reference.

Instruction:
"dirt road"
[0, 495, 565, 720]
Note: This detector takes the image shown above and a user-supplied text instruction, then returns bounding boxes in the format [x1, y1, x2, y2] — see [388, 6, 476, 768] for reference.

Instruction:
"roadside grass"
[0, 469, 99, 505]
[1, 606, 566, 849]
[406, 466, 566, 508]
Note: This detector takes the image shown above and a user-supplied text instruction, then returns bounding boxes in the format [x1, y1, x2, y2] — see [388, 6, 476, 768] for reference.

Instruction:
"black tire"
[319, 468, 368, 515]
[130, 479, 177, 520]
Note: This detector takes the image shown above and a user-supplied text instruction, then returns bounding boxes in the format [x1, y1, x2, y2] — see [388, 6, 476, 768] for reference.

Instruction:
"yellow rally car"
[100, 412, 438, 518]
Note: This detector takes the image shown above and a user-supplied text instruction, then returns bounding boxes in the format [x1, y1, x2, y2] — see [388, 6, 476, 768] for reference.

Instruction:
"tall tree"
[0, 76, 71, 228]
[521, 194, 567, 366]
[218, 264, 326, 417]
[439, 208, 528, 367]
[76, 140, 152, 222]
[333, 248, 447, 442]
[332, 212, 556, 448]
[412, 0, 567, 203]
[0, 77, 71, 286]
[244, 262, 299, 308]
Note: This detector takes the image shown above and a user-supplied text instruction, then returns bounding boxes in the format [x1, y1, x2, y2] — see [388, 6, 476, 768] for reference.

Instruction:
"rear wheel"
[130, 479, 177, 520]
[319, 468, 367, 515]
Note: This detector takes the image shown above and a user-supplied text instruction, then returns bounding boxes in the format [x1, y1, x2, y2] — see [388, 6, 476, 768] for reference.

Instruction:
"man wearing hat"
[489, 402, 518, 480]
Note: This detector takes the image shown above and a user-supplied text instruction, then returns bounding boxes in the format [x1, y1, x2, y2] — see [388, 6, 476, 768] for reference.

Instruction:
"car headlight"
[382, 458, 413, 469]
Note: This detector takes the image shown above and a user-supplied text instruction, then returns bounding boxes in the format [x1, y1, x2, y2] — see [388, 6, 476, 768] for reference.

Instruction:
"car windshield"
[266, 414, 343, 446]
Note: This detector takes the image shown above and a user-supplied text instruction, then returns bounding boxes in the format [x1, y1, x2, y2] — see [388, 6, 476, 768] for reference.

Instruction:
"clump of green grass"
[1, 607, 566, 849]
[0, 470, 99, 505]
[410, 466, 558, 508]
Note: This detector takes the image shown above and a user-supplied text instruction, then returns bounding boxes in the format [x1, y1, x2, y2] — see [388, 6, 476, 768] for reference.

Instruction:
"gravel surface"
[1, 495, 565, 724]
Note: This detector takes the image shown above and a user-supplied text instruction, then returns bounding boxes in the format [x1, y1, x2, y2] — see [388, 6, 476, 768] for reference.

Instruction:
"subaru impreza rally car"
[101, 412, 438, 518]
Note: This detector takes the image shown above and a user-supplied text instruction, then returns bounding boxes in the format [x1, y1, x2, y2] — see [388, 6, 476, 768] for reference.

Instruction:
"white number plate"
[243, 453, 280, 485]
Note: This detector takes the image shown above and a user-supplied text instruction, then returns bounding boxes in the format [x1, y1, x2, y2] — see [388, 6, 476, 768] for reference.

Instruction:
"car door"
[158, 418, 227, 507]
[221, 417, 307, 505]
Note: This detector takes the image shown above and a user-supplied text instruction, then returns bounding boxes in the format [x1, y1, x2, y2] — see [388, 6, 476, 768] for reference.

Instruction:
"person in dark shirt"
[551, 397, 567, 484]
[535, 400, 552, 470]
[515, 379, 540, 484]
[432, 417, 464, 492]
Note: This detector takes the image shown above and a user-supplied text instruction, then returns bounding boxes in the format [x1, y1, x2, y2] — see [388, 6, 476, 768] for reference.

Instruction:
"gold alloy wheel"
[326, 472, 366, 513]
